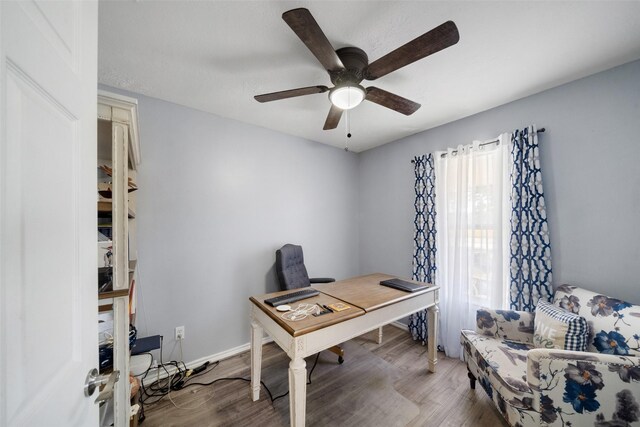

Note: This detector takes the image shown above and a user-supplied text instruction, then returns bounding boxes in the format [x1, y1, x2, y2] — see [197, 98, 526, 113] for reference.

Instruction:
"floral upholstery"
[462, 330, 533, 395]
[553, 285, 640, 357]
[475, 308, 536, 344]
[462, 330, 538, 426]
[461, 286, 640, 426]
[527, 349, 640, 426]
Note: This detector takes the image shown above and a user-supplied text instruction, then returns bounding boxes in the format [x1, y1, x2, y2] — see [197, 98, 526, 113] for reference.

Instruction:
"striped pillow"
[533, 301, 588, 351]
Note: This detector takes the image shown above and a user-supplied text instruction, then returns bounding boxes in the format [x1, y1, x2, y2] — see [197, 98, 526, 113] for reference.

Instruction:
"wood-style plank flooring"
[140, 325, 508, 426]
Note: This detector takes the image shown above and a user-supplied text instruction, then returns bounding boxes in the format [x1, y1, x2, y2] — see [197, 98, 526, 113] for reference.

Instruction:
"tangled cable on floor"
[137, 349, 322, 423]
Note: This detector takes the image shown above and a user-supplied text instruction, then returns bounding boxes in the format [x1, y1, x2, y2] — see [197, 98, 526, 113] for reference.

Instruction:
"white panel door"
[0, 1, 98, 426]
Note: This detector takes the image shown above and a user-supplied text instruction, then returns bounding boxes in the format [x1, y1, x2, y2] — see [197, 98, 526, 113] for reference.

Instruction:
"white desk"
[249, 273, 439, 427]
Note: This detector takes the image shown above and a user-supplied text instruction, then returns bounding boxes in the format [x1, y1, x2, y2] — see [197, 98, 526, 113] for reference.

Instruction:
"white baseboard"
[390, 321, 409, 331]
[188, 335, 274, 368]
[139, 336, 273, 386]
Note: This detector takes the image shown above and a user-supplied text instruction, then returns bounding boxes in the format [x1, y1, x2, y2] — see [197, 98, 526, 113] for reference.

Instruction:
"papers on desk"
[327, 302, 351, 312]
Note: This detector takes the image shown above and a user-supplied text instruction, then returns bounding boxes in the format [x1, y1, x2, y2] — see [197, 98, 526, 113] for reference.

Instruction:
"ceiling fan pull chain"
[345, 110, 352, 152]
[346, 109, 349, 136]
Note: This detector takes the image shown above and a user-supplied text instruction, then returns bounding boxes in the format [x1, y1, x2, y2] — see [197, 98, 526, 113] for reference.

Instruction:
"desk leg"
[288, 357, 307, 427]
[377, 326, 383, 344]
[427, 304, 439, 373]
[250, 320, 263, 401]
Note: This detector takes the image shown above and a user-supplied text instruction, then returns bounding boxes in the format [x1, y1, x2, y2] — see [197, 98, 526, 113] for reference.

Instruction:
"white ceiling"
[98, 1, 640, 152]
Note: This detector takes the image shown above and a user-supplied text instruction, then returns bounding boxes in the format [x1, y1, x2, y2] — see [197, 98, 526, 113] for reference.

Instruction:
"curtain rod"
[411, 127, 546, 163]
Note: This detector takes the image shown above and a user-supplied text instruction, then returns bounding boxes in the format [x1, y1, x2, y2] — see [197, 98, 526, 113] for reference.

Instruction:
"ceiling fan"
[254, 8, 459, 131]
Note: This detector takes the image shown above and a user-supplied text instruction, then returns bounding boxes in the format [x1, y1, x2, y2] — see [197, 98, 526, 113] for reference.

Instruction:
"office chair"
[275, 244, 344, 364]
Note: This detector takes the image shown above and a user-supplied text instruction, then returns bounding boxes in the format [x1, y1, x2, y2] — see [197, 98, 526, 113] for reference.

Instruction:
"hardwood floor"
[140, 325, 508, 426]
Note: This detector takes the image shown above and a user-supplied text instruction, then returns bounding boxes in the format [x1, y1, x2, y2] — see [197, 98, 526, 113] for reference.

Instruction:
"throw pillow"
[533, 301, 588, 351]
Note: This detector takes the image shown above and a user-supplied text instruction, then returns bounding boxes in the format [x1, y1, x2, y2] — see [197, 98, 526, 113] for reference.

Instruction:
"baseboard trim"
[191, 336, 274, 367]
[390, 321, 409, 332]
[140, 336, 273, 385]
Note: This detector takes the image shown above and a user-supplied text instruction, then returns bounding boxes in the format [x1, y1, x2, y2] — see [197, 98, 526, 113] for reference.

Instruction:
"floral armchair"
[461, 286, 640, 426]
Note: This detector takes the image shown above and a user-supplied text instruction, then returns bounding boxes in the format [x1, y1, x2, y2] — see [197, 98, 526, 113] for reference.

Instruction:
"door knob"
[84, 368, 120, 403]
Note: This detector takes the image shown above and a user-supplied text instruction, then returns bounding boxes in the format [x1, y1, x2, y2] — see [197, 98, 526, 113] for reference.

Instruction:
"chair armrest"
[475, 308, 535, 344]
[309, 277, 335, 283]
[527, 348, 640, 423]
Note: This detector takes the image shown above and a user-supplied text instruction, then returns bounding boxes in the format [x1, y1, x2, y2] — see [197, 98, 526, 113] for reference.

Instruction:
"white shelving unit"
[97, 90, 141, 427]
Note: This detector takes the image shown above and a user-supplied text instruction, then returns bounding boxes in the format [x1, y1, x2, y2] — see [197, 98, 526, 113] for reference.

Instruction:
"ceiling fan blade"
[254, 85, 329, 103]
[365, 21, 459, 80]
[282, 8, 344, 72]
[323, 104, 343, 130]
[365, 87, 421, 115]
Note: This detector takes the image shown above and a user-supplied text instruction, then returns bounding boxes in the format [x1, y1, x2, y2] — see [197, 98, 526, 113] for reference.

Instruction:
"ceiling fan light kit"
[254, 8, 459, 131]
[329, 84, 365, 110]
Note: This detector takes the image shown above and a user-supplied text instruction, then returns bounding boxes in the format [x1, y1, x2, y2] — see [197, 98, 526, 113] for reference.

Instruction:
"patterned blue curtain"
[509, 126, 553, 311]
[408, 154, 437, 344]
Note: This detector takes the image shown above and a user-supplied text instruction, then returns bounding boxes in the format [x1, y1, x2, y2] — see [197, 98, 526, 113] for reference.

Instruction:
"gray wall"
[104, 58, 639, 363]
[358, 59, 640, 304]
[102, 87, 359, 362]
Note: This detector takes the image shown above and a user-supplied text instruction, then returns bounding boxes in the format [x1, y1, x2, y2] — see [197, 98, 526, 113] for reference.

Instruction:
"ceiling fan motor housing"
[330, 47, 369, 86]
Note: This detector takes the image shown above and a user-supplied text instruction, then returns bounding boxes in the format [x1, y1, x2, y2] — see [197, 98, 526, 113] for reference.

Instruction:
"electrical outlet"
[175, 326, 185, 340]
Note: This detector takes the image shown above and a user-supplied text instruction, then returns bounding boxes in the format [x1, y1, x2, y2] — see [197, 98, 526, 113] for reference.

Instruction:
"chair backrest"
[275, 244, 311, 290]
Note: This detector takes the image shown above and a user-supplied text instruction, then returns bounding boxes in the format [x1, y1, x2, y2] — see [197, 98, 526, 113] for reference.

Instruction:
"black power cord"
[138, 352, 326, 423]
[138, 357, 220, 423]
[179, 352, 322, 403]
[271, 352, 321, 402]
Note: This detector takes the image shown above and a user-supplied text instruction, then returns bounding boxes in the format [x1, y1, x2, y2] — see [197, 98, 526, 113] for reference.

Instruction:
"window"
[435, 137, 511, 356]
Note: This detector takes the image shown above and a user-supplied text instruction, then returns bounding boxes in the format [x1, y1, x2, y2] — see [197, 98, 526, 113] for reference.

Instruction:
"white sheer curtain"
[435, 136, 511, 358]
